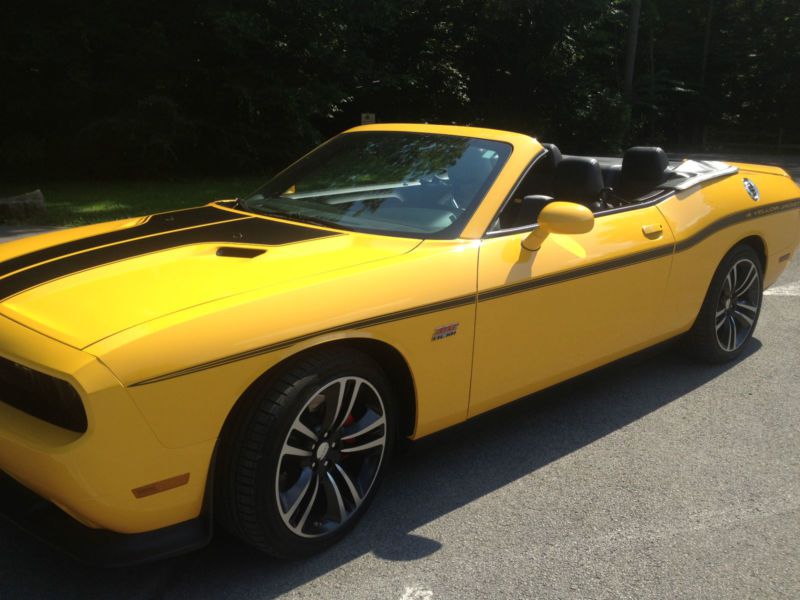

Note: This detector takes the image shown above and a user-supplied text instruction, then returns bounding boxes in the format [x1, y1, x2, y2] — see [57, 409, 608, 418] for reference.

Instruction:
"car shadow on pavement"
[0, 339, 762, 599]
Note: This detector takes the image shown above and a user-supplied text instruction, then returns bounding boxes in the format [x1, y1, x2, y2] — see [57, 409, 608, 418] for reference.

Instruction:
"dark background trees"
[1, 0, 798, 181]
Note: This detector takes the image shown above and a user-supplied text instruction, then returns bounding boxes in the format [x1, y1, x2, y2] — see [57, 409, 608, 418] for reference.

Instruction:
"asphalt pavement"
[1, 211, 799, 600]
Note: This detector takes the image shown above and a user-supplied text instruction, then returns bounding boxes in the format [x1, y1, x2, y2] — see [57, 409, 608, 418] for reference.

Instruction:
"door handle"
[642, 223, 663, 239]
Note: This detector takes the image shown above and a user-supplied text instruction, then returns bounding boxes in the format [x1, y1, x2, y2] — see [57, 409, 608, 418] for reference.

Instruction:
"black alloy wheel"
[216, 348, 396, 558]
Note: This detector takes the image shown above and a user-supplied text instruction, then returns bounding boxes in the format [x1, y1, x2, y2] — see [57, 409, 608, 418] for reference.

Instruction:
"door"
[469, 205, 675, 417]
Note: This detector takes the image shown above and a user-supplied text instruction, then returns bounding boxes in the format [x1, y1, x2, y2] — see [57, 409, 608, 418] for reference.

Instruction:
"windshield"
[241, 131, 512, 238]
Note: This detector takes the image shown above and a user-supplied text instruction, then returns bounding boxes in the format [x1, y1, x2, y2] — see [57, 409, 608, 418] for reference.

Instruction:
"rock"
[0, 189, 46, 220]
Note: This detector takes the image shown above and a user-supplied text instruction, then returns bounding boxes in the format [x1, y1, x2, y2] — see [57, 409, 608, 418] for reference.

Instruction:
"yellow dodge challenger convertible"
[1, 124, 799, 565]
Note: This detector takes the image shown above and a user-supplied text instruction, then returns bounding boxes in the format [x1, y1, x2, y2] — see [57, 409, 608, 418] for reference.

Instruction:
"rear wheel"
[216, 348, 395, 558]
[684, 244, 763, 363]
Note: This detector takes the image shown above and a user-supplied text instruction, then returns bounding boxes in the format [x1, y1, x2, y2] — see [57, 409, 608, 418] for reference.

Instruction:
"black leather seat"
[619, 146, 669, 200]
[516, 143, 562, 198]
[553, 157, 605, 211]
[516, 194, 554, 226]
[542, 143, 562, 163]
[602, 164, 622, 190]
[496, 143, 563, 229]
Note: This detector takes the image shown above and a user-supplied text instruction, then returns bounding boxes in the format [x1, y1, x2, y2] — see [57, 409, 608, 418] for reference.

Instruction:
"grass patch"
[0, 176, 268, 226]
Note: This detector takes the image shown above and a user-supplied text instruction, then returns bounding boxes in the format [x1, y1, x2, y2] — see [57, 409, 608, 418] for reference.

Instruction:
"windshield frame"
[239, 130, 514, 240]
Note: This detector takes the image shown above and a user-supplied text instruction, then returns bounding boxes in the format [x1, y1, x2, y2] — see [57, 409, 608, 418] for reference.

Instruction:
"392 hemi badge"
[432, 323, 459, 341]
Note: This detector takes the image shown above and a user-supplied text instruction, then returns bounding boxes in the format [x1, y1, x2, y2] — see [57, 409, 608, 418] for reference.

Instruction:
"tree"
[1, 0, 796, 180]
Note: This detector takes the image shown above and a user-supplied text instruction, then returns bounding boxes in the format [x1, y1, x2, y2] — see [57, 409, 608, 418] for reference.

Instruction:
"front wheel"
[216, 348, 395, 558]
[684, 244, 763, 363]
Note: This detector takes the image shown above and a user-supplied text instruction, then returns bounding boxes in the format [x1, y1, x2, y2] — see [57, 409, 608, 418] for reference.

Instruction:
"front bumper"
[0, 470, 211, 567]
[0, 314, 215, 539]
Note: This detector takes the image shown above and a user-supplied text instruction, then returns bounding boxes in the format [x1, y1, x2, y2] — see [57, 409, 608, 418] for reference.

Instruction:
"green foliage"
[631, 0, 800, 147]
[0, 0, 796, 180]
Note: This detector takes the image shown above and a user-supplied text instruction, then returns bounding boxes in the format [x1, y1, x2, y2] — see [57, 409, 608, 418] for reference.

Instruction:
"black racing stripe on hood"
[0, 206, 242, 277]
[0, 217, 339, 301]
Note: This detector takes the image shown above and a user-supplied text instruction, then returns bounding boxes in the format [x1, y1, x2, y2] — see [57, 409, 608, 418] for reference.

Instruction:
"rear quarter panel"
[657, 169, 800, 336]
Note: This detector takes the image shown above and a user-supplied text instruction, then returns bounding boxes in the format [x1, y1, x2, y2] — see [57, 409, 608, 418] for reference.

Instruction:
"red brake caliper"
[341, 415, 356, 453]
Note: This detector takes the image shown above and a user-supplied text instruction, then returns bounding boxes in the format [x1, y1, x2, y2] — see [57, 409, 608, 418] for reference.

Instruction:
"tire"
[216, 348, 396, 558]
[683, 243, 763, 363]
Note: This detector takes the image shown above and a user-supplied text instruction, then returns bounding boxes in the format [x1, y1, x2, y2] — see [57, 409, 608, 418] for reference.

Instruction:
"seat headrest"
[554, 157, 604, 204]
[541, 143, 563, 168]
[620, 147, 669, 199]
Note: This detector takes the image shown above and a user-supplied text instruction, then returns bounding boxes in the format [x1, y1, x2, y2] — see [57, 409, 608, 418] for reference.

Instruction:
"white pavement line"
[764, 281, 800, 296]
[400, 587, 434, 600]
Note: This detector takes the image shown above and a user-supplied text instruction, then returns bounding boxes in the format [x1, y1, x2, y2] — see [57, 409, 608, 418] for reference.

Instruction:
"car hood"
[0, 204, 420, 348]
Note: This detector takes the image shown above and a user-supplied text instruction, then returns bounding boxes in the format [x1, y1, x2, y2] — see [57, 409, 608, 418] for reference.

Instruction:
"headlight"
[0, 356, 87, 433]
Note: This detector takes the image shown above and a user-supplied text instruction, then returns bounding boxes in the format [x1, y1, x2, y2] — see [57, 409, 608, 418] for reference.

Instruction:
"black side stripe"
[482, 196, 800, 302]
[123, 195, 798, 386]
[130, 294, 477, 386]
[0, 206, 241, 277]
[675, 197, 800, 253]
[0, 217, 339, 301]
[479, 244, 673, 301]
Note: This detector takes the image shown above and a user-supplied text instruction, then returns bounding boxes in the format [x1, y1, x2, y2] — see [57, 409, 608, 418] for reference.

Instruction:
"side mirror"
[521, 201, 594, 251]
